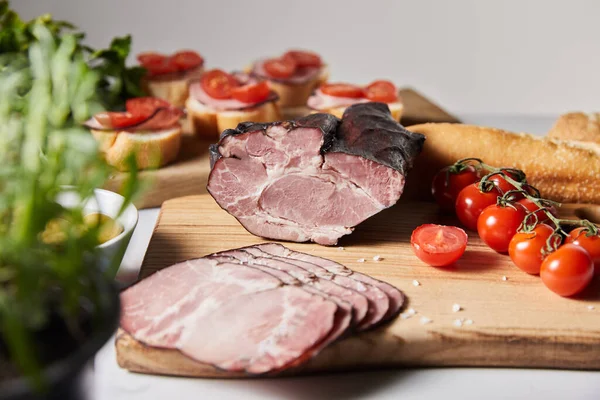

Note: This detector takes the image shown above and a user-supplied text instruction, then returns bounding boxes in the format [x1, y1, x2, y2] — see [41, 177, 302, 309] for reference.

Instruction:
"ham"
[307, 88, 370, 111]
[207, 102, 425, 245]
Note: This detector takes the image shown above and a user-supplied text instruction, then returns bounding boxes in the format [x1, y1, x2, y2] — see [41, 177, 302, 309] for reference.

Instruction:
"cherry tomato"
[231, 81, 270, 103]
[125, 97, 171, 118]
[283, 50, 322, 68]
[320, 83, 365, 98]
[540, 244, 594, 297]
[411, 224, 468, 267]
[94, 112, 147, 129]
[432, 165, 480, 211]
[171, 50, 204, 71]
[137, 52, 177, 76]
[567, 227, 600, 275]
[364, 80, 398, 103]
[516, 198, 558, 224]
[508, 224, 558, 275]
[200, 69, 239, 99]
[264, 57, 297, 78]
[455, 183, 500, 231]
[488, 174, 518, 195]
[477, 204, 526, 253]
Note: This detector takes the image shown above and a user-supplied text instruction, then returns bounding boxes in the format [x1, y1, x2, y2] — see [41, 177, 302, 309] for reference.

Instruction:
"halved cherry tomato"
[171, 50, 204, 71]
[200, 69, 239, 99]
[264, 57, 297, 79]
[364, 80, 398, 103]
[137, 52, 177, 76]
[283, 50, 322, 68]
[477, 204, 526, 253]
[94, 112, 147, 129]
[231, 81, 270, 103]
[125, 97, 171, 118]
[540, 244, 594, 297]
[320, 83, 365, 98]
[516, 198, 558, 224]
[432, 165, 480, 211]
[411, 224, 468, 267]
[455, 183, 501, 231]
[567, 227, 600, 275]
[509, 224, 559, 275]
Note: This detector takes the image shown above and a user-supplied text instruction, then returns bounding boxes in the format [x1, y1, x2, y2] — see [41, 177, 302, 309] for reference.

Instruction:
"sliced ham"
[307, 88, 370, 111]
[252, 59, 322, 85]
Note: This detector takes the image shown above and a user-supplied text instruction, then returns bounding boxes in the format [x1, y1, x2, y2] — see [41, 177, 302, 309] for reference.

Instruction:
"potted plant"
[0, 21, 138, 400]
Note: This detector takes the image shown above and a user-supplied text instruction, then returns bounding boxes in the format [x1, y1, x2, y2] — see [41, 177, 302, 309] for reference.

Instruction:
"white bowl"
[55, 188, 139, 276]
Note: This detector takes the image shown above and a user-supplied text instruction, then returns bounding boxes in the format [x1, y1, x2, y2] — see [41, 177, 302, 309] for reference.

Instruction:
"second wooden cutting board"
[116, 195, 600, 377]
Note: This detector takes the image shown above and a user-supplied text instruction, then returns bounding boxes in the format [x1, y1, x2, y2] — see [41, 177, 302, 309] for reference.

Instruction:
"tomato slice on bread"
[283, 50, 322, 68]
[411, 224, 468, 267]
[138, 50, 204, 76]
[320, 83, 365, 98]
[264, 57, 297, 79]
[171, 50, 204, 71]
[94, 112, 147, 129]
[231, 81, 270, 103]
[201, 69, 240, 99]
[365, 80, 398, 103]
[126, 97, 171, 118]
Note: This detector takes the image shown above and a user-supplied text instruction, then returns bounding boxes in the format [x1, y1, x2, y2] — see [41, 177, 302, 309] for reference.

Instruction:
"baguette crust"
[403, 123, 600, 204]
[142, 67, 204, 108]
[185, 98, 282, 138]
[548, 112, 600, 144]
[91, 126, 182, 171]
[310, 101, 404, 121]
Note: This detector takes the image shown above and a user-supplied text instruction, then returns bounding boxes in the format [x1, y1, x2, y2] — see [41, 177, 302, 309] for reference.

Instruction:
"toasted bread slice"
[403, 123, 600, 204]
[91, 126, 182, 171]
[186, 98, 282, 138]
[310, 101, 403, 121]
[548, 112, 600, 144]
[142, 68, 204, 108]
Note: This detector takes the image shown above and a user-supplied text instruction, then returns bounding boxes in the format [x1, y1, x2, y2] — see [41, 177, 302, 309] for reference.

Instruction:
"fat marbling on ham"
[207, 102, 425, 245]
[119, 243, 405, 375]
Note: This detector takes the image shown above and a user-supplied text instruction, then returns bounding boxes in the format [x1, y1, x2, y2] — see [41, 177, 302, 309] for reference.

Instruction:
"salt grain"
[502, 276, 508, 281]
[338, 246, 345, 251]
[357, 258, 365, 263]
[452, 304, 462, 313]
[373, 255, 382, 261]
[412, 280, 420, 287]
[588, 305, 595, 311]
[453, 319, 463, 327]
[420, 316, 432, 325]
[407, 308, 417, 316]
[464, 319, 473, 325]
[400, 313, 411, 320]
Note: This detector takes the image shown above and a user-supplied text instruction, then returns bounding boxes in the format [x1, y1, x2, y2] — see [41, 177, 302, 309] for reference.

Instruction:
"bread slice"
[91, 126, 182, 171]
[265, 66, 329, 116]
[311, 101, 404, 121]
[403, 123, 600, 204]
[548, 112, 600, 144]
[185, 98, 282, 138]
[142, 67, 204, 108]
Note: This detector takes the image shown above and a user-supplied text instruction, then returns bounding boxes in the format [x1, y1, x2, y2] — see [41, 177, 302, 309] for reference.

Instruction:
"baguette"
[91, 126, 182, 171]
[548, 112, 600, 145]
[185, 97, 282, 138]
[142, 67, 204, 108]
[403, 123, 600, 204]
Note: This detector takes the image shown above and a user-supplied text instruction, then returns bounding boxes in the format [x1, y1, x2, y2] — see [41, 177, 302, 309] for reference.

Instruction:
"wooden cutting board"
[104, 88, 459, 209]
[116, 195, 600, 376]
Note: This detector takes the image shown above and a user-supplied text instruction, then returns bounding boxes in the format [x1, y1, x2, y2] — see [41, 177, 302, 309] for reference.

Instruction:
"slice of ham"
[252, 59, 322, 85]
[257, 243, 404, 322]
[83, 107, 184, 132]
[307, 88, 370, 111]
[178, 286, 338, 374]
[188, 78, 278, 112]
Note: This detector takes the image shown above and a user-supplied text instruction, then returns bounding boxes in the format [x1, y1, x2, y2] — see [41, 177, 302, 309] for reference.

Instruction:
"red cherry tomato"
[567, 227, 600, 275]
[137, 52, 178, 76]
[231, 81, 270, 103]
[455, 183, 500, 231]
[137, 52, 166, 66]
[410, 224, 468, 267]
[431, 165, 480, 211]
[488, 174, 518, 195]
[200, 69, 239, 99]
[508, 224, 559, 275]
[540, 244, 594, 297]
[364, 80, 398, 103]
[283, 50, 322, 68]
[516, 198, 558, 224]
[170, 50, 204, 71]
[94, 112, 147, 129]
[263, 57, 297, 79]
[320, 83, 365, 98]
[125, 97, 171, 118]
[477, 204, 526, 253]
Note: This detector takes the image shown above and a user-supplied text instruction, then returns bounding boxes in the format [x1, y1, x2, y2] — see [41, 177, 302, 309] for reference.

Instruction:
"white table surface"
[94, 115, 600, 400]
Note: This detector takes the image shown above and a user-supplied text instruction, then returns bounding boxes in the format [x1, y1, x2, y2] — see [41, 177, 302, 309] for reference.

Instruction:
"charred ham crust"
[332, 102, 425, 175]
